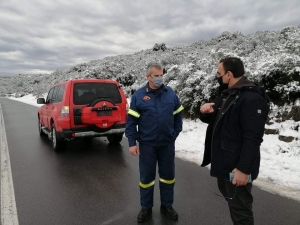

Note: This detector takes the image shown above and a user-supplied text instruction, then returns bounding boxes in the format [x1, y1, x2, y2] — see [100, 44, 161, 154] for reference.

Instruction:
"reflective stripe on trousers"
[139, 142, 175, 209]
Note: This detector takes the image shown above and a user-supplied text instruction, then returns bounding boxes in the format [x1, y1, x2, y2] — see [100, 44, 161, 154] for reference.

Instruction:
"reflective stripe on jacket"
[125, 83, 183, 147]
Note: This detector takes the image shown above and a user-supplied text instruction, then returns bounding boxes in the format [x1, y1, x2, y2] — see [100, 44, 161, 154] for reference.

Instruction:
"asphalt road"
[1, 98, 300, 225]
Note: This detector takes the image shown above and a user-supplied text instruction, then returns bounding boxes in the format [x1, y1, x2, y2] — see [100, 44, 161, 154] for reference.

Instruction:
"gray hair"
[146, 62, 163, 75]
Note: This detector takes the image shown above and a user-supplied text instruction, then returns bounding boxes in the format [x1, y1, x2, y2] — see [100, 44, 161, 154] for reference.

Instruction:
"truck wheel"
[51, 123, 66, 152]
[82, 137, 93, 146]
[107, 133, 123, 144]
[38, 117, 46, 136]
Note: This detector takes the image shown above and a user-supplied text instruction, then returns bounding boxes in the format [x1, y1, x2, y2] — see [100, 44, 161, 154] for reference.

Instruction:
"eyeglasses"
[213, 179, 237, 200]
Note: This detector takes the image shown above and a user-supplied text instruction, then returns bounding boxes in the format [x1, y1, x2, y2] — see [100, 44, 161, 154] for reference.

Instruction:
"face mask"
[216, 75, 228, 91]
[152, 76, 163, 87]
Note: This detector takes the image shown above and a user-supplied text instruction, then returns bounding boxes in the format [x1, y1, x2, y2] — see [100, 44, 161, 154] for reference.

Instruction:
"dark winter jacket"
[200, 78, 270, 180]
[125, 83, 184, 147]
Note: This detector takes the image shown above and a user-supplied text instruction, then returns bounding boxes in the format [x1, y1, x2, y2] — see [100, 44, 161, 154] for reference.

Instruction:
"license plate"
[97, 111, 112, 116]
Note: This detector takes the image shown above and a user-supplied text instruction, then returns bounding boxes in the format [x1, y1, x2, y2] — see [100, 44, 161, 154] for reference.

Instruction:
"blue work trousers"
[139, 142, 175, 209]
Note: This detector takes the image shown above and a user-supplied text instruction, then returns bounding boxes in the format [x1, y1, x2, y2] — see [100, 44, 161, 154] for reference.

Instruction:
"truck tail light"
[61, 106, 70, 118]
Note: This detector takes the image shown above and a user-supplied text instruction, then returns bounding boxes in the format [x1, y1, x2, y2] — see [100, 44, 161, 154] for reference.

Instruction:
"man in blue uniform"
[125, 62, 184, 223]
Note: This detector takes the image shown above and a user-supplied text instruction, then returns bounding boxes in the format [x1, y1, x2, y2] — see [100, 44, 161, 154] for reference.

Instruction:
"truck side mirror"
[37, 98, 46, 104]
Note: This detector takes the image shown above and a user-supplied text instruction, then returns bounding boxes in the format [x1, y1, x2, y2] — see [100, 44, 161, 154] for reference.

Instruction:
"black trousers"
[217, 178, 254, 225]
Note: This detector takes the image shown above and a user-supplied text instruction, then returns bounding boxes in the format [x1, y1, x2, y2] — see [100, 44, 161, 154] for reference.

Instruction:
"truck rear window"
[73, 82, 122, 105]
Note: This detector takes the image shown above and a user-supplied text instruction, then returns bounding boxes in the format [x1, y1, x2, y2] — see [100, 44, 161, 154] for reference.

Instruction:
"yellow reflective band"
[139, 180, 155, 188]
[173, 105, 184, 115]
[128, 109, 140, 118]
[159, 178, 175, 184]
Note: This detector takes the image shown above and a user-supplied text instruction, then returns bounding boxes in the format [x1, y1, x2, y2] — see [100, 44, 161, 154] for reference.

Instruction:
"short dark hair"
[219, 57, 245, 78]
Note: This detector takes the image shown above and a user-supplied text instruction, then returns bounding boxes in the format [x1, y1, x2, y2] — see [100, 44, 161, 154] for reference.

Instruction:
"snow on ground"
[177, 119, 300, 202]
[7, 95, 300, 202]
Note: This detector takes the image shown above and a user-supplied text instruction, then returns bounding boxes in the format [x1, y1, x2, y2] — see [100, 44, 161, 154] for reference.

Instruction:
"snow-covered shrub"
[261, 56, 300, 104]
[152, 43, 167, 51]
[116, 73, 138, 96]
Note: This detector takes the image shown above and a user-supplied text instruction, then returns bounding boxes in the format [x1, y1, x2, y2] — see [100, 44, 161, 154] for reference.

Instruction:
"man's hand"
[129, 146, 139, 156]
[200, 103, 215, 114]
[232, 168, 249, 186]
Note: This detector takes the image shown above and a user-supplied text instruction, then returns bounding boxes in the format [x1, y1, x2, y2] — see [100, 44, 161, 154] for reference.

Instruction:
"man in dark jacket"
[200, 57, 269, 225]
[125, 62, 184, 223]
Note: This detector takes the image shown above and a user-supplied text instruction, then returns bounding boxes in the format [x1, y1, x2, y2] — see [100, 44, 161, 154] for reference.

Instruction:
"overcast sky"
[0, 0, 299, 76]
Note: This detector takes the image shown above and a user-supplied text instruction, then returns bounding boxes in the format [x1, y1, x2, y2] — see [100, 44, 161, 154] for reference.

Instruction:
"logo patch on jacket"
[143, 96, 151, 100]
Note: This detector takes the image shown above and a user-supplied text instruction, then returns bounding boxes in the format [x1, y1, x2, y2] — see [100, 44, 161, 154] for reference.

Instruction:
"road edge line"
[0, 103, 19, 225]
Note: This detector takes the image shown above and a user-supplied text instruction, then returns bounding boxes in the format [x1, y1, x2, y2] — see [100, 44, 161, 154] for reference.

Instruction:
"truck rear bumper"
[57, 124, 126, 139]
[74, 128, 125, 138]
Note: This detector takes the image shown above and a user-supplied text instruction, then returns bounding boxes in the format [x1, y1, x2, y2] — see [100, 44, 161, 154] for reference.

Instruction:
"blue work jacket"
[125, 83, 184, 147]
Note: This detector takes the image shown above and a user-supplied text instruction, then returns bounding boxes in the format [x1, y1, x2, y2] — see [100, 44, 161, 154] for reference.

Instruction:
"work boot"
[160, 205, 178, 220]
[137, 208, 152, 223]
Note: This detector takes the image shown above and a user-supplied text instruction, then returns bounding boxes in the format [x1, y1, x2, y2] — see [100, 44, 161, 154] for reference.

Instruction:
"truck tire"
[51, 123, 66, 152]
[107, 133, 123, 144]
[38, 117, 46, 136]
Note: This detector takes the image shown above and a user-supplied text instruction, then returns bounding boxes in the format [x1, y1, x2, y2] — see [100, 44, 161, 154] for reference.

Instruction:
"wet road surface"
[1, 98, 300, 225]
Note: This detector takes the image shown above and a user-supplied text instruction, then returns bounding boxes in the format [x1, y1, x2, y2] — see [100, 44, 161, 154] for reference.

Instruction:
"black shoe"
[160, 205, 178, 220]
[137, 208, 152, 223]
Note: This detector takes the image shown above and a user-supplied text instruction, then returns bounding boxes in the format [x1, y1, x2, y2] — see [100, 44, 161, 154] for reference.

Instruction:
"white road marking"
[0, 103, 19, 225]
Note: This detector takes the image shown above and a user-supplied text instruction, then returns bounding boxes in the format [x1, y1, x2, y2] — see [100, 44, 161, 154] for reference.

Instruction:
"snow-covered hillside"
[1, 26, 299, 148]
[1, 26, 299, 116]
